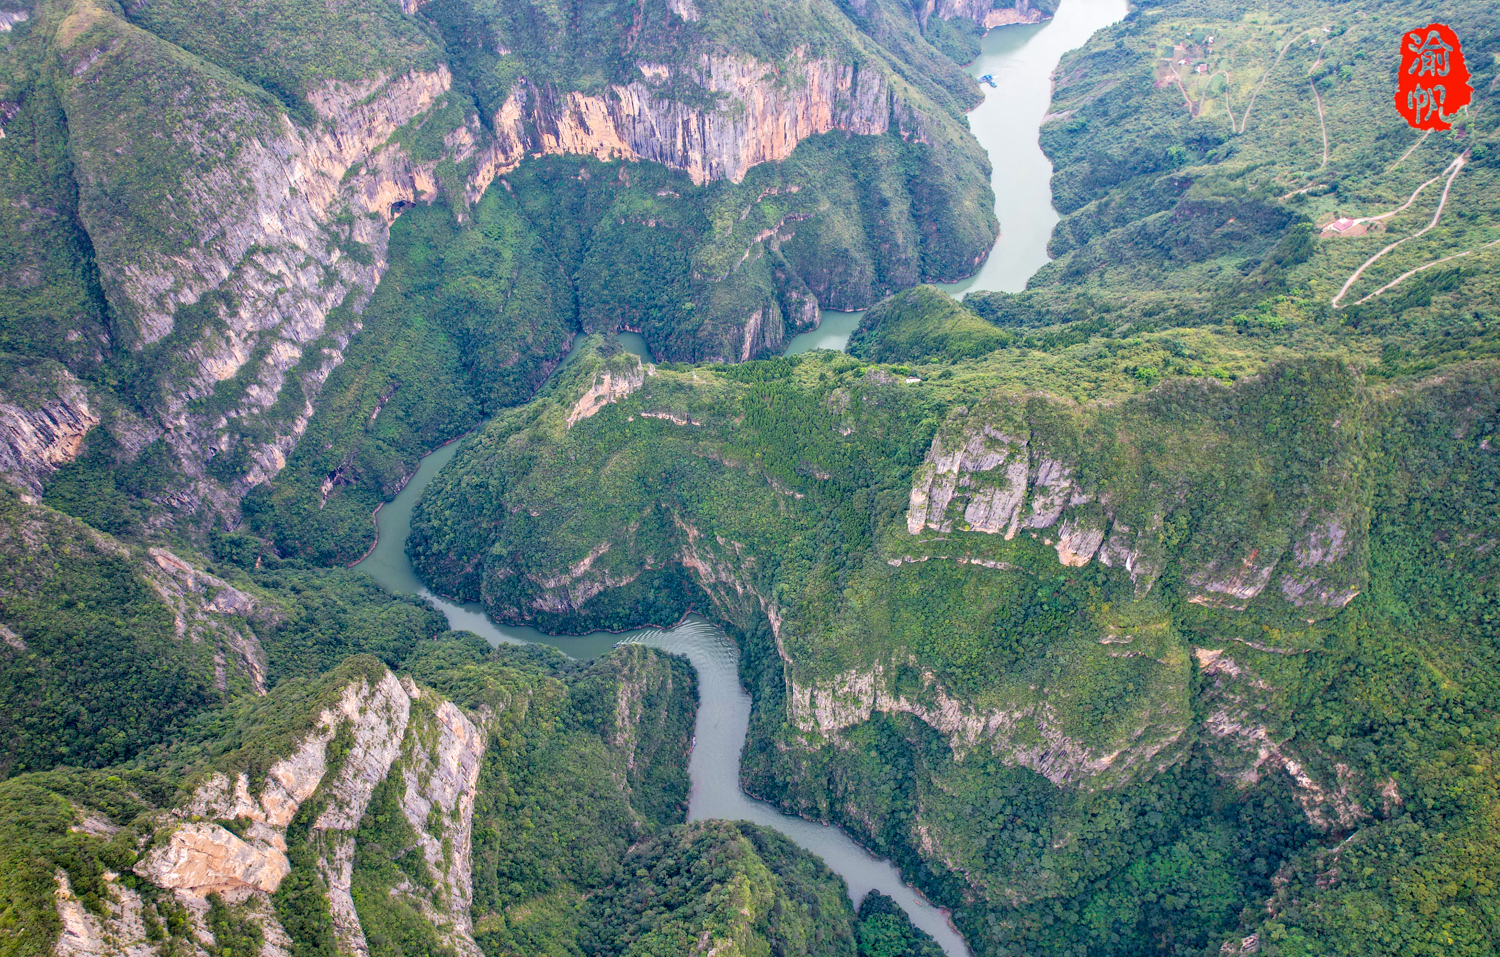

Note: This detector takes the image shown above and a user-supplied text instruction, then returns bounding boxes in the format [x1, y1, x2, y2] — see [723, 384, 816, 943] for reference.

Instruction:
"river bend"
[355, 3, 1127, 953]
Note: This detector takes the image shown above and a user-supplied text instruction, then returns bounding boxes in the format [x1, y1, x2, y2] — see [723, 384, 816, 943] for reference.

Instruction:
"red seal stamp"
[1396, 23, 1472, 130]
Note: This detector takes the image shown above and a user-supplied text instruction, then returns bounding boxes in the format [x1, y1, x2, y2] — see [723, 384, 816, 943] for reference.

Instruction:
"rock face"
[86, 67, 453, 352]
[788, 655, 1190, 788]
[10, 0, 993, 525]
[136, 823, 292, 899]
[60, 45, 462, 519]
[478, 51, 888, 187]
[144, 546, 269, 692]
[923, 0, 1047, 29]
[395, 682, 487, 957]
[0, 363, 98, 496]
[1195, 647, 1369, 830]
[122, 665, 488, 957]
[903, 395, 1367, 612]
[568, 359, 649, 427]
[52, 870, 157, 957]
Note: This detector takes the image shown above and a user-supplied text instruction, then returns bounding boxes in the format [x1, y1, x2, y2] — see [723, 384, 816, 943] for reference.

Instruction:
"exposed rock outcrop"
[144, 547, 268, 692]
[52, 870, 159, 957]
[476, 51, 888, 187]
[394, 683, 487, 957]
[785, 651, 1190, 789]
[126, 666, 489, 957]
[568, 359, 648, 427]
[136, 823, 292, 899]
[903, 399, 1367, 611]
[1195, 646, 1369, 830]
[52, 0, 975, 526]
[0, 363, 98, 496]
[920, 0, 1047, 29]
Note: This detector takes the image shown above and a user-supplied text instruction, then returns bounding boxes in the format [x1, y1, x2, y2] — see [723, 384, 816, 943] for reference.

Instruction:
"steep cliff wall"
[127, 665, 483, 956]
[901, 391, 1367, 612]
[3, 0, 997, 524]
[921, 0, 1048, 29]
[477, 51, 889, 187]
[2, 644, 705, 957]
[0, 360, 97, 495]
[408, 353, 1443, 809]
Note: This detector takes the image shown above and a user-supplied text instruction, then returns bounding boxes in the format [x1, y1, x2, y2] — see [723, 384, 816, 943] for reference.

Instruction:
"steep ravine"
[352, 414, 977, 957]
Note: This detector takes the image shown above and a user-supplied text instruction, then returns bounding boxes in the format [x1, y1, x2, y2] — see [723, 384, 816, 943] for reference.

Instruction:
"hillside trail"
[1333, 153, 1467, 308]
[1349, 155, 1464, 227]
[1387, 129, 1431, 173]
[1273, 50, 1332, 196]
[1225, 29, 1300, 134]
[1351, 236, 1500, 307]
[1305, 50, 1330, 170]
[1312, 81, 1328, 168]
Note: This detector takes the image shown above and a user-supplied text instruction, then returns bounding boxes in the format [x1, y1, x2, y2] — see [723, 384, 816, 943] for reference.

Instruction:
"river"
[783, 0, 1128, 355]
[353, 335, 976, 954]
[356, 3, 1125, 953]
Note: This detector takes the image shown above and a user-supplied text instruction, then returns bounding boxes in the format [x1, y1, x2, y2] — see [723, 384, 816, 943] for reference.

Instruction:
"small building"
[1322, 217, 1357, 234]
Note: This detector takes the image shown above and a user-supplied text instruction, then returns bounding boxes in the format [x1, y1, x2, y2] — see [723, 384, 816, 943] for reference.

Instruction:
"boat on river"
[977, 73, 997, 87]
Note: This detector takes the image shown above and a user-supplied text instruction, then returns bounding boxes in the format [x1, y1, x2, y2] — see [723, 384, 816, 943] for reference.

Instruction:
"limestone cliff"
[478, 51, 889, 188]
[920, 0, 1048, 29]
[0, 360, 98, 495]
[903, 391, 1368, 613]
[3, 0, 997, 525]
[411, 355, 1396, 812]
[123, 664, 486, 957]
[1193, 646, 1368, 831]
[18, 645, 698, 957]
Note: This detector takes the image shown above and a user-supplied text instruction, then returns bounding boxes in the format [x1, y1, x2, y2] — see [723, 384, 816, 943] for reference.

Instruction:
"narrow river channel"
[783, 0, 1128, 355]
[356, 3, 1126, 953]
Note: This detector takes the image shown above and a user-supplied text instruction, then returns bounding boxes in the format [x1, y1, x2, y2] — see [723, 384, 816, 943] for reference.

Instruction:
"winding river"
[356, 3, 1125, 953]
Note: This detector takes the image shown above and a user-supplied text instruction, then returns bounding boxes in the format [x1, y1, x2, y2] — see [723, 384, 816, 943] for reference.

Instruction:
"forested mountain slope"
[414, 337, 1500, 955]
[0, 0, 1013, 543]
[394, 2, 1500, 950]
[2, 638, 944, 957]
[965, 0, 1500, 343]
[0, 488, 459, 779]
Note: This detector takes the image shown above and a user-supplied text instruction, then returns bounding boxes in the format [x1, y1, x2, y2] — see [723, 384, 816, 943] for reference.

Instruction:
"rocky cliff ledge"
[82, 666, 490, 957]
[478, 50, 890, 187]
[902, 396, 1366, 612]
[0, 361, 98, 496]
[925, 0, 1047, 29]
[30, 644, 695, 957]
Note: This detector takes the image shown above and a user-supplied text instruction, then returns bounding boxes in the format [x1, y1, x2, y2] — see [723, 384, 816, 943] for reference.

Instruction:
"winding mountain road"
[1332, 153, 1466, 308]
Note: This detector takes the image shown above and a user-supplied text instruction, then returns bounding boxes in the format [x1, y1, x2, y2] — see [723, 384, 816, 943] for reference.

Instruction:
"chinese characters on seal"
[1396, 23, 1471, 131]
